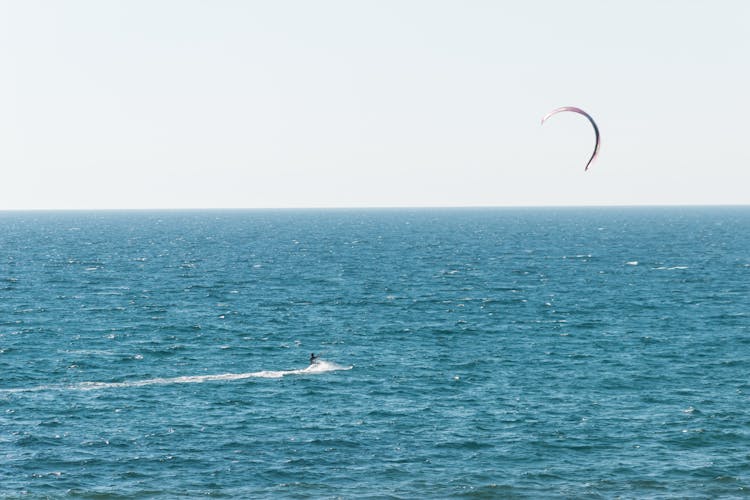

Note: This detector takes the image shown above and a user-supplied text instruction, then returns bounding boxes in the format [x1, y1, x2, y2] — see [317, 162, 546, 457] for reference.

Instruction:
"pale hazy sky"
[1, 1, 748, 209]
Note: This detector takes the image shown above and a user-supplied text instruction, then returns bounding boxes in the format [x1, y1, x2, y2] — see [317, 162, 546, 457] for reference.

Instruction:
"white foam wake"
[0, 360, 351, 394]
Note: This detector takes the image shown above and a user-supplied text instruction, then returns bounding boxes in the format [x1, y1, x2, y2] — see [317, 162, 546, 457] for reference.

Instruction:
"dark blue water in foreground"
[1, 207, 749, 498]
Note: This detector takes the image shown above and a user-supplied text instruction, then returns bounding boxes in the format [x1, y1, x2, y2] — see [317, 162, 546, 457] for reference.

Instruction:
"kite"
[541, 106, 600, 171]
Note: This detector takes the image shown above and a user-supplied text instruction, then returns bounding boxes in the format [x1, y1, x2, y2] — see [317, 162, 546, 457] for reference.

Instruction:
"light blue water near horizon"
[1, 207, 749, 498]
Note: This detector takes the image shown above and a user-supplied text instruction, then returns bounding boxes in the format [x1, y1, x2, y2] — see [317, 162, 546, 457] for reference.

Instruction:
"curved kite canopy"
[541, 106, 600, 171]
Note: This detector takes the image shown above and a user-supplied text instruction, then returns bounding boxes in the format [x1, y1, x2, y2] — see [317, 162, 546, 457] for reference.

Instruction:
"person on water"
[310, 353, 318, 364]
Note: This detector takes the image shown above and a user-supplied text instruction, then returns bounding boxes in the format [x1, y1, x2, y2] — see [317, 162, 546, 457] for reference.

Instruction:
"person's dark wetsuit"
[310, 353, 318, 364]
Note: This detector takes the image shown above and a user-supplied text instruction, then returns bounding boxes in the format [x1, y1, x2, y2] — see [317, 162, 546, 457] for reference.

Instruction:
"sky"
[1, 0, 748, 210]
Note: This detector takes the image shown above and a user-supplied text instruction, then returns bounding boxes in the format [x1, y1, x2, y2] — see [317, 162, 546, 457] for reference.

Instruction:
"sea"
[1, 207, 749, 498]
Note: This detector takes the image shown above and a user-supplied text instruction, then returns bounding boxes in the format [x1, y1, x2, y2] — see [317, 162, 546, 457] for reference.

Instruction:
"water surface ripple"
[1, 207, 749, 497]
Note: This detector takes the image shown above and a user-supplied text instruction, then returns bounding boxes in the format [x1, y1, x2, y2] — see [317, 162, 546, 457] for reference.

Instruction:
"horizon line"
[1, 203, 748, 212]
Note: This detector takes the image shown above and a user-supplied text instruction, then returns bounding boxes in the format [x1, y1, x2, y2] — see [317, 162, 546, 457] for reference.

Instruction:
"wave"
[0, 360, 351, 394]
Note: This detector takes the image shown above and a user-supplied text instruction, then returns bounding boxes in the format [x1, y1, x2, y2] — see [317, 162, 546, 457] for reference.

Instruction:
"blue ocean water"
[1, 207, 749, 498]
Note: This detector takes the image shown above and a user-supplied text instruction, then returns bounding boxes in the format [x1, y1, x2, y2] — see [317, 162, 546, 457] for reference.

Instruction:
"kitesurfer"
[310, 353, 318, 365]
